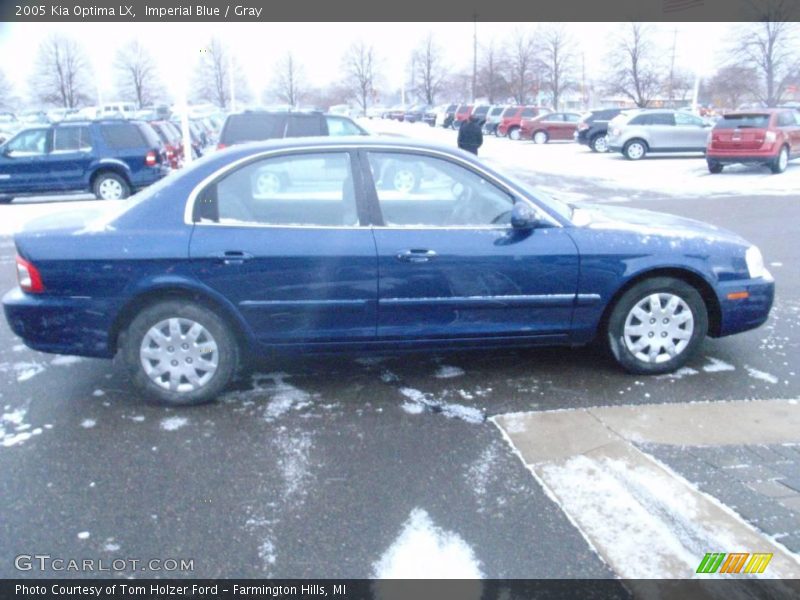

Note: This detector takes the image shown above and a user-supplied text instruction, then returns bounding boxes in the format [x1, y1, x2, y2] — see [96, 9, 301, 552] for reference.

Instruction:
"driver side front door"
[362, 150, 580, 342]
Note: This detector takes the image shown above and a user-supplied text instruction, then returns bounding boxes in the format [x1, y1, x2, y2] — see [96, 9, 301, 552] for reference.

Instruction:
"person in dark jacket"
[457, 115, 483, 155]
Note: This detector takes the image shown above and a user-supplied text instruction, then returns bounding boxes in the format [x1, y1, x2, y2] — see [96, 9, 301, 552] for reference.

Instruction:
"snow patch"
[51, 355, 83, 366]
[745, 366, 779, 385]
[104, 542, 120, 552]
[398, 387, 484, 424]
[258, 539, 277, 565]
[80, 419, 96, 429]
[435, 365, 465, 379]
[160, 416, 188, 431]
[1, 405, 45, 448]
[92, 389, 105, 397]
[14, 362, 45, 382]
[702, 358, 736, 373]
[372, 508, 483, 578]
[656, 367, 699, 380]
[77, 531, 90, 540]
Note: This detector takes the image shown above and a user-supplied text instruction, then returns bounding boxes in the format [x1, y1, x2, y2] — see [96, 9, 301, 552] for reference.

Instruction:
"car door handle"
[209, 251, 254, 265]
[396, 249, 437, 263]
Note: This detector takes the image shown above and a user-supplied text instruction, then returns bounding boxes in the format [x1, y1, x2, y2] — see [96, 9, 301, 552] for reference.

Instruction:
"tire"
[93, 171, 130, 200]
[123, 301, 239, 406]
[590, 134, 609, 153]
[508, 127, 521, 141]
[495, 128, 505, 138]
[707, 160, 723, 174]
[0, 196, 13, 204]
[770, 145, 789, 174]
[532, 130, 548, 144]
[623, 139, 647, 161]
[607, 277, 708, 375]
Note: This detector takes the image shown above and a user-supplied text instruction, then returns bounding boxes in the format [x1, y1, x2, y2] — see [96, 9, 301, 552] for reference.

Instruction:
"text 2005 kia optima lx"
[3, 138, 774, 405]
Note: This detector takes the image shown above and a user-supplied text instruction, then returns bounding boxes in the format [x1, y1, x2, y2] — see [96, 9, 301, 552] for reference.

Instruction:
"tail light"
[16, 256, 44, 294]
[217, 143, 227, 150]
[765, 131, 777, 143]
[577, 122, 589, 131]
[145, 150, 158, 167]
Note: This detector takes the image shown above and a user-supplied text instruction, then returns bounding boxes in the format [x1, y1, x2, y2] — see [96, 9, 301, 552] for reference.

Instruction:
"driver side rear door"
[361, 150, 580, 342]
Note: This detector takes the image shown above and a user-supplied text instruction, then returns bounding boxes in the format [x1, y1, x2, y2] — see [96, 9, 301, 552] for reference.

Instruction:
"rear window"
[285, 114, 324, 137]
[220, 113, 287, 144]
[100, 123, 147, 149]
[473, 106, 489, 116]
[715, 114, 771, 129]
[446, 104, 457, 112]
[489, 107, 504, 116]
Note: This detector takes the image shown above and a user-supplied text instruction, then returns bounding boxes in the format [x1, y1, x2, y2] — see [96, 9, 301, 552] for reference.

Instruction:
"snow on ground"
[702, 357, 736, 373]
[372, 508, 483, 578]
[160, 416, 188, 431]
[398, 387, 485, 424]
[80, 419, 96, 429]
[361, 118, 800, 199]
[221, 372, 317, 421]
[435, 365, 465, 379]
[745, 366, 780, 385]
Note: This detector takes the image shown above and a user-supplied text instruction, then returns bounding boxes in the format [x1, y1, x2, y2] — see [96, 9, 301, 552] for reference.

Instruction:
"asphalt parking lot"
[1, 126, 798, 579]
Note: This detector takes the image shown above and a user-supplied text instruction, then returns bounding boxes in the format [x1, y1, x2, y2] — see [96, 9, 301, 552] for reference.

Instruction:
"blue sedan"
[3, 138, 775, 405]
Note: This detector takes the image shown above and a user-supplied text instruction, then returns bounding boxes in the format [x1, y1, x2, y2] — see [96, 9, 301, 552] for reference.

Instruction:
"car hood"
[569, 202, 747, 245]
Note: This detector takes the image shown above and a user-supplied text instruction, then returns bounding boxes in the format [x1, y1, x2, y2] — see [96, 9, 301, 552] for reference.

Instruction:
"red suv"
[497, 106, 551, 140]
[520, 112, 583, 144]
[451, 104, 474, 129]
[707, 109, 800, 174]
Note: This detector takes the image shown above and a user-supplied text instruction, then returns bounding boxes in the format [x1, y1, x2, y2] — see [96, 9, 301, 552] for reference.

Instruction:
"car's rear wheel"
[707, 160, 724, 174]
[93, 172, 130, 200]
[123, 301, 239, 406]
[607, 277, 708, 375]
[532, 130, 548, 144]
[508, 127, 521, 141]
[623, 139, 647, 161]
[590, 134, 609, 153]
[770, 146, 789, 174]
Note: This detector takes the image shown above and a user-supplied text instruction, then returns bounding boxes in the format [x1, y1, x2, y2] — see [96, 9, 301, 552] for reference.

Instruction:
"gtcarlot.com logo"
[15, 554, 194, 572]
[696, 552, 773, 574]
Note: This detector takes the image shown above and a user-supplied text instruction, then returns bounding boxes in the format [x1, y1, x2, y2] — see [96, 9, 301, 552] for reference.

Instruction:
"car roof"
[217, 136, 466, 155]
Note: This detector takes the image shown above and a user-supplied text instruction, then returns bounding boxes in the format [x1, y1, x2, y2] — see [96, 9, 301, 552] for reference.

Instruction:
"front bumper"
[3, 288, 117, 358]
[715, 275, 775, 337]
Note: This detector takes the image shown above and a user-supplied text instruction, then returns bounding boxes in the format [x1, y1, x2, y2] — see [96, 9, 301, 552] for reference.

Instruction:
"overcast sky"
[0, 22, 735, 104]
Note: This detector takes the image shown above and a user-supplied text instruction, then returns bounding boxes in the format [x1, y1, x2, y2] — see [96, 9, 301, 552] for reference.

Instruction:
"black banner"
[4, 579, 800, 600]
[1, 0, 800, 22]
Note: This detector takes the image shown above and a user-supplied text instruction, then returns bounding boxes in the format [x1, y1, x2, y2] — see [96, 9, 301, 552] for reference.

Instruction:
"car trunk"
[711, 114, 771, 151]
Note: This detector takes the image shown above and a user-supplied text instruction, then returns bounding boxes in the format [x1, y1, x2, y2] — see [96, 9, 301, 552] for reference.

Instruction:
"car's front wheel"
[93, 172, 130, 200]
[123, 301, 239, 406]
[607, 277, 708, 375]
[532, 131, 548, 144]
[623, 139, 647, 160]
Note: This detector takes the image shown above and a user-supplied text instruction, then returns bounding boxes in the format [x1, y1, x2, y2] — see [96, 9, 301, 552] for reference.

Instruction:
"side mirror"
[511, 202, 540, 229]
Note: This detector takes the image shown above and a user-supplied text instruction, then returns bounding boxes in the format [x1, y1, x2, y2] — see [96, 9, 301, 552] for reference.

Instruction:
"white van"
[98, 102, 137, 118]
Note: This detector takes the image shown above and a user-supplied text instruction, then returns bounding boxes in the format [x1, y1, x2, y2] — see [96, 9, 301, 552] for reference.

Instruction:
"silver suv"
[607, 109, 712, 160]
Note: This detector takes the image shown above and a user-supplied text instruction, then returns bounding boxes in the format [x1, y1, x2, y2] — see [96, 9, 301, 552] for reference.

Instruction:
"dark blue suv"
[0, 119, 170, 203]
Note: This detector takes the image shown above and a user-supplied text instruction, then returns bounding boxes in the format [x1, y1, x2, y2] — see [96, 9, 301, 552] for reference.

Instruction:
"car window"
[502, 107, 519, 117]
[520, 108, 536, 118]
[52, 126, 92, 152]
[675, 112, 705, 127]
[366, 152, 514, 228]
[221, 114, 286, 144]
[564, 114, 581, 123]
[5, 128, 48, 155]
[286, 114, 324, 137]
[326, 116, 365, 136]
[776, 112, 795, 127]
[101, 123, 146, 148]
[546, 114, 565, 122]
[631, 113, 674, 126]
[210, 152, 357, 227]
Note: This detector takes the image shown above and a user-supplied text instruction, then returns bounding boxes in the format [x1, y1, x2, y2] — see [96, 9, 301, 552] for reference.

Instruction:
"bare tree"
[114, 40, 164, 108]
[411, 33, 448, 105]
[0, 69, 16, 110]
[504, 29, 538, 104]
[705, 64, 759, 108]
[191, 37, 251, 109]
[477, 39, 508, 104]
[540, 25, 577, 110]
[604, 23, 663, 108]
[733, 3, 799, 107]
[30, 34, 93, 108]
[342, 40, 378, 116]
[266, 51, 306, 107]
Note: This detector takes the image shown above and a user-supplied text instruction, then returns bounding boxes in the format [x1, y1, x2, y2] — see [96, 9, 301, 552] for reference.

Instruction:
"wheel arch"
[88, 164, 133, 190]
[109, 283, 254, 356]
[597, 266, 722, 340]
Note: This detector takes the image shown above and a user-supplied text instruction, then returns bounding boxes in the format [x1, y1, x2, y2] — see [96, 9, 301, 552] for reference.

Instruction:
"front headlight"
[745, 245, 768, 279]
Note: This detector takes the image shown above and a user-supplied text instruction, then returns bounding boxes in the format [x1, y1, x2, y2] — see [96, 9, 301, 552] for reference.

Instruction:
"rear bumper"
[707, 150, 780, 164]
[3, 288, 116, 358]
[715, 275, 775, 337]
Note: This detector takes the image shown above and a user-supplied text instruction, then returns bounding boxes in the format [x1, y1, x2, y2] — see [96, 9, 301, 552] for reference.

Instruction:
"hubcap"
[255, 171, 281, 195]
[594, 136, 608, 152]
[627, 143, 644, 159]
[98, 178, 123, 199]
[509, 128, 520, 140]
[140, 318, 219, 393]
[623, 293, 694, 364]
[779, 149, 788, 170]
[534, 132, 547, 144]
[393, 169, 416, 193]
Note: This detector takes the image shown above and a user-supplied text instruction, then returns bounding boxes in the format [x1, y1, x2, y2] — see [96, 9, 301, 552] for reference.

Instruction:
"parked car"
[3, 137, 774, 405]
[574, 108, 624, 153]
[366, 106, 386, 119]
[217, 110, 368, 149]
[422, 106, 438, 127]
[497, 106, 551, 140]
[520, 112, 583, 144]
[706, 109, 800, 174]
[385, 106, 407, 121]
[404, 104, 432, 123]
[437, 103, 458, 128]
[451, 104, 474, 129]
[0, 119, 169, 202]
[150, 120, 184, 169]
[469, 105, 491, 127]
[99, 102, 137, 119]
[482, 105, 507, 136]
[607, 109, 711, 160]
